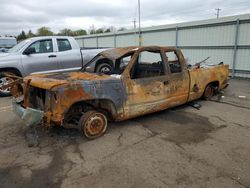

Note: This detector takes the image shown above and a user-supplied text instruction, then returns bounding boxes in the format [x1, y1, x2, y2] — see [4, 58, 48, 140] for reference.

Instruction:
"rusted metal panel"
[100, 46, 138, 60]
[188, 64, 229, 101]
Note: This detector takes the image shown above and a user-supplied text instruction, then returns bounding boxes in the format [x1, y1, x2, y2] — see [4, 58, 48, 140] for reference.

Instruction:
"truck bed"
[188, 64, 229, 101]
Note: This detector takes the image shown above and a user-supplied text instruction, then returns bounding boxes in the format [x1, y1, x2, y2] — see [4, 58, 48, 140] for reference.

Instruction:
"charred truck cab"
[9, 46, 229, 139]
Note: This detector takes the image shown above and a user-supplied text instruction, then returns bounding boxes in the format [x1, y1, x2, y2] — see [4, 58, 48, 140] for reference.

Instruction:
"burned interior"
[88, 48, 183, 78]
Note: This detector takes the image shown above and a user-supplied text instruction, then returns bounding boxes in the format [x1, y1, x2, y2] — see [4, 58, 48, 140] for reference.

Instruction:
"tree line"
[17, 26, 128, 41]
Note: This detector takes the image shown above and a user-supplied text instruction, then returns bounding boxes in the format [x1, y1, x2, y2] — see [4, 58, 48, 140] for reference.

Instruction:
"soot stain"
[135, 109, 223, 145]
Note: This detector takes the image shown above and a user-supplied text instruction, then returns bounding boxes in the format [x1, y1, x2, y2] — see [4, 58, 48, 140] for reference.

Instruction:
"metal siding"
[235, 72, 250, 77]
[84, 38, 97, 47]
[116, 34, 137, 47]
[178, 25, 235, 46]
[235, 49, 250, 70]
[238, 23, 250, 45]
[142, 31, 176, 46]
[181, 49, 234, 68]
[75, 38, 83, 47]
[98, 36, 115, 47]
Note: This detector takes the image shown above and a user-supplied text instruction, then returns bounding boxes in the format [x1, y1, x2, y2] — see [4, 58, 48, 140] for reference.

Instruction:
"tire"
[0, 72, 16, 97]
[203, 84, 214, 100]
[96, 63, 113, 74]
[78, 110, 108, 139]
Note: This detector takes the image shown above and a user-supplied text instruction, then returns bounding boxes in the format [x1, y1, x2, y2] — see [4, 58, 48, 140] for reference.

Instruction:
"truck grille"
[28, 86, 46, 110]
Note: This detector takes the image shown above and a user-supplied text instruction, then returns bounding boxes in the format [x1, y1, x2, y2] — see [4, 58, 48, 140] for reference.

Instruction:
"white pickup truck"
[0, 36, 111, 96]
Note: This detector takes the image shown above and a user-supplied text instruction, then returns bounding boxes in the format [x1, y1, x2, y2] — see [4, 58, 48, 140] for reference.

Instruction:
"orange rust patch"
[25, 76, 68, 90]
[67, 72, 110, 80]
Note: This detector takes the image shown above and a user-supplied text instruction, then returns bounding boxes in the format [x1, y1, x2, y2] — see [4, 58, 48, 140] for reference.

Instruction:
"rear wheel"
[203, 84, 214, 100]
[78, 110, 108, 139]
[96, 63, 113, 74]
[0, 72, 15, 97]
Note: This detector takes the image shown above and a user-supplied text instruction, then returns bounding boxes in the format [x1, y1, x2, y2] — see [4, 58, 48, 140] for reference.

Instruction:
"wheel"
[203, 84, 214, 100]
[0, 72, 15, 97]
[96, 63, 113, 74]
[78, 110, 108, 139]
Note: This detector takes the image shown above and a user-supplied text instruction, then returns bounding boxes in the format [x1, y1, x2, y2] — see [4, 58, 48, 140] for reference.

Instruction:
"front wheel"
[78, 110, 108, 139]
[0, 72, 15, 97]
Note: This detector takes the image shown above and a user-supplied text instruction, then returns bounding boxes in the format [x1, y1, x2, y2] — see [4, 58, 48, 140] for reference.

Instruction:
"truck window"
[27, 40, 53, 54]
[131, 51, 165, 79]
[166, 51, 182, 73]
[113, 53, 133, 74]
[57, 39, 72, 52]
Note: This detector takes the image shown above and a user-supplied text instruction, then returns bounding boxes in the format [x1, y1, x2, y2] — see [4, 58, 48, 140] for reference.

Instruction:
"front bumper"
[12, 102, 44, 127]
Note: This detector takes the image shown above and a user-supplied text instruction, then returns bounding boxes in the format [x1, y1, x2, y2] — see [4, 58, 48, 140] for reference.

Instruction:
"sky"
[0, 0, 250, 36]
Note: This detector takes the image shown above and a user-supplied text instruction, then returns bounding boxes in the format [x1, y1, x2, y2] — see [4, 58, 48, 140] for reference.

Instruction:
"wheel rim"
[100, 66, 111, 73]
[0, 77, 13, 94]
[204, 86, 213, 99]
[84, 113, 107, 137]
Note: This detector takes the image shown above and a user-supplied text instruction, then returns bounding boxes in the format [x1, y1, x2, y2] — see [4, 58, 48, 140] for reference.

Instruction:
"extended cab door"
[123, 48, 171, 119]
[21, 38, 59, 75]
[55, 38, 82, 71]
[165, 49, 189, 107]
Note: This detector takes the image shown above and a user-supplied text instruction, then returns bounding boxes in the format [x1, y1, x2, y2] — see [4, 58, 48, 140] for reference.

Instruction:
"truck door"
[165, 49, 189, 107]
[21, 39, 59, 75]
[55, 38, 82, 71]
[123, 48, 171, 119]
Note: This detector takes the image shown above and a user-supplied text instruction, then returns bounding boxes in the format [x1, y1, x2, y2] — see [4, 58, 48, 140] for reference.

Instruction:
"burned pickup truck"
[9, 46, 229, 139]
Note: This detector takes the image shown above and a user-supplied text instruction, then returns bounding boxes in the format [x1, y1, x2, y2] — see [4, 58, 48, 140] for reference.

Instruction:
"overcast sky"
[0, 0, 250, 36]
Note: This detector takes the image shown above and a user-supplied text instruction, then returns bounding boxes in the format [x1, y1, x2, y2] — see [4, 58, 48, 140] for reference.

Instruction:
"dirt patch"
[135, 109, 224, 145]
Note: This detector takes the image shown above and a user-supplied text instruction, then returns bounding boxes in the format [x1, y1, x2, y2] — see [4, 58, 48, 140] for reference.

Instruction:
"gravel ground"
[0, 78, 249, 188]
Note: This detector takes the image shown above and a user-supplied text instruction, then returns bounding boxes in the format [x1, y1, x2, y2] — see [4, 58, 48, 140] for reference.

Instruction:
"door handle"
[48, 55, 56, 58]
[163, 81, 169, 85]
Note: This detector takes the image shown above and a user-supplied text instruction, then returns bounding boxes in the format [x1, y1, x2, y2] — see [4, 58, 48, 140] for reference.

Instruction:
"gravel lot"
[0, 78, 250, 188]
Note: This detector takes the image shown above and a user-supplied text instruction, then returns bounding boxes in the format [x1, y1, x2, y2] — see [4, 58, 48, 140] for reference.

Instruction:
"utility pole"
[132, 18, 137, 45]
[132, 18, 136, 30]
[215, 8, 221, 19]
[138, 0, 142, 46]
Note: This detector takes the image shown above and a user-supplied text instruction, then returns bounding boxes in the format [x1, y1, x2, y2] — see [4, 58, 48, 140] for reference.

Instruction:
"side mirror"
[24, 47, 36, 55]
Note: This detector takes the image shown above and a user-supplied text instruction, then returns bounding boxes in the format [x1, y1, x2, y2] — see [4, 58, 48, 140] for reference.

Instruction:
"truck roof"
[100, 46, 179, 60]
[27, 36, 75, 41]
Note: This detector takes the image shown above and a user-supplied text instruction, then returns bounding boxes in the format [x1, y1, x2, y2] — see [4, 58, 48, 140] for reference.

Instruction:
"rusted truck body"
[10, 46, 229, 139]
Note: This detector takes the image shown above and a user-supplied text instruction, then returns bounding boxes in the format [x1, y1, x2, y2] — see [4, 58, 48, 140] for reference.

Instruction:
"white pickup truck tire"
[0, 72, 15, 97]
[96, 63, 113, 74]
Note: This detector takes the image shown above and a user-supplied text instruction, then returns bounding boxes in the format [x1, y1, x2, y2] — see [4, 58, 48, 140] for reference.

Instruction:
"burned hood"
[25, 72, 113, 90]
[100, 46, 139, 60]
